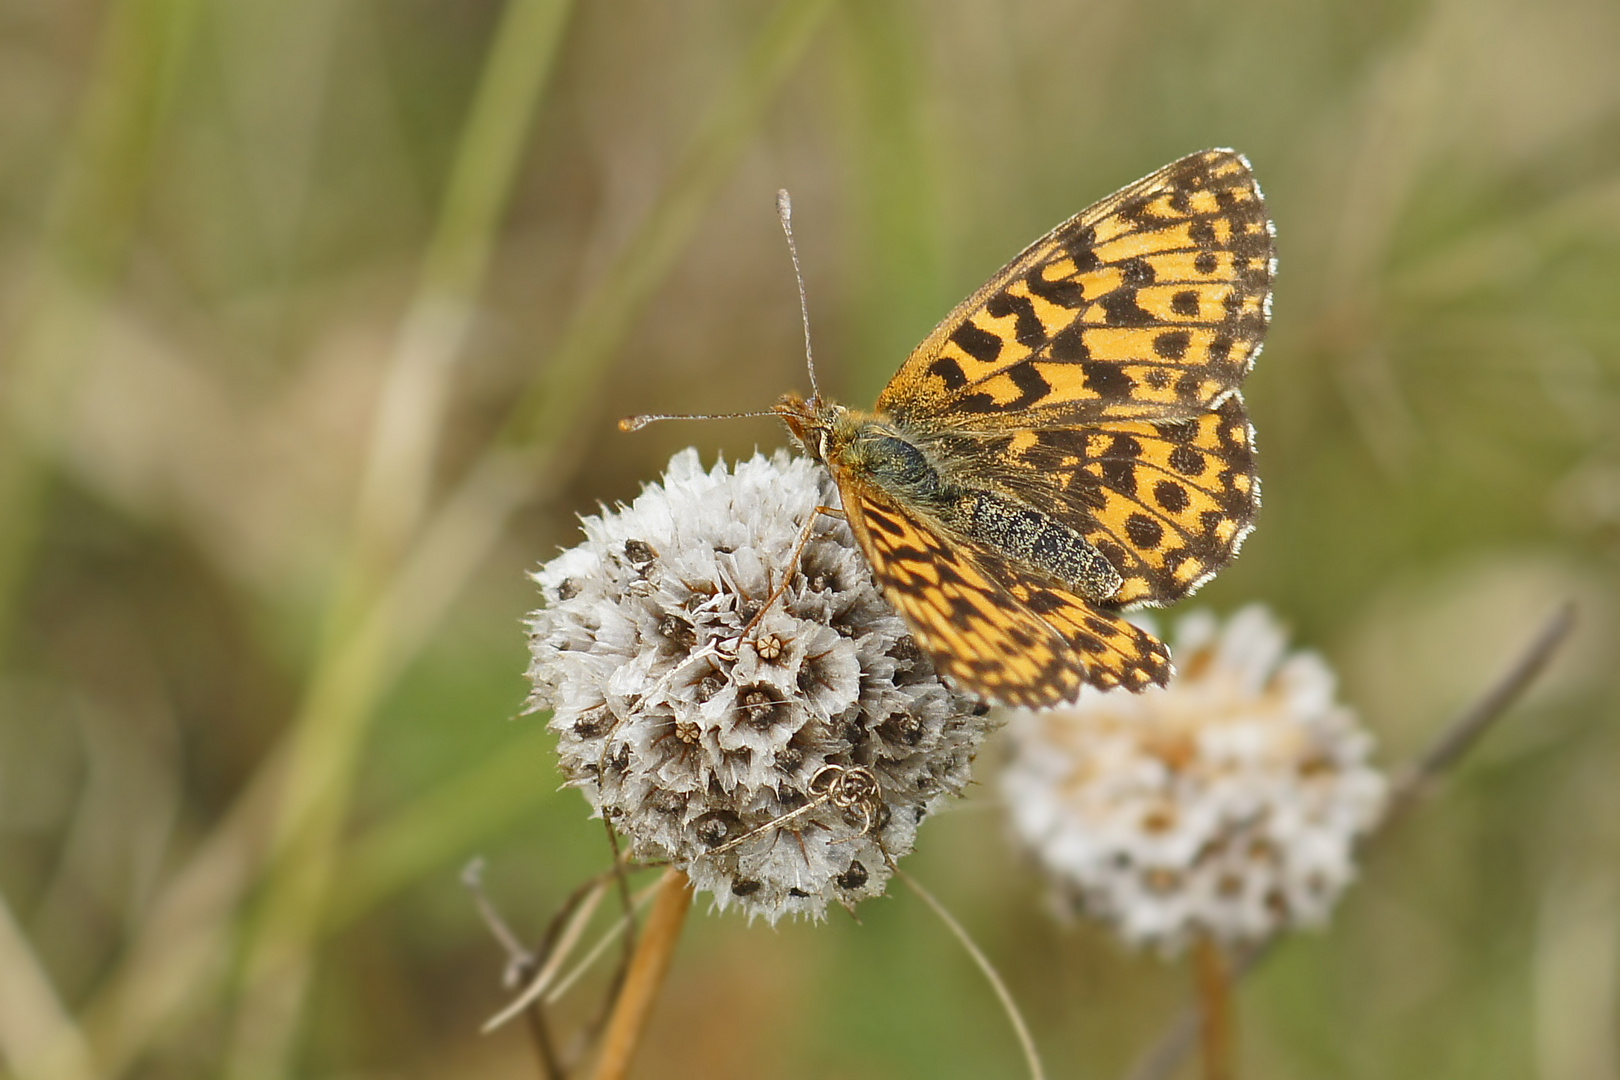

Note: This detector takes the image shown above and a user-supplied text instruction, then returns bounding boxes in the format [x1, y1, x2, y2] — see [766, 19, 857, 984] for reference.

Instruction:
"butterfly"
[772, 149, 1273, 708]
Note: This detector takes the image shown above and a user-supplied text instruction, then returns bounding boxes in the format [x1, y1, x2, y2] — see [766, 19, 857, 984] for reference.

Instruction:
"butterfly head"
[774, 391, 848, 464]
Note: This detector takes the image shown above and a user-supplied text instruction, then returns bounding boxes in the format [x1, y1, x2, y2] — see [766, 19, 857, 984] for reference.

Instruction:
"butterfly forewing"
[878, 149, 1274, 428]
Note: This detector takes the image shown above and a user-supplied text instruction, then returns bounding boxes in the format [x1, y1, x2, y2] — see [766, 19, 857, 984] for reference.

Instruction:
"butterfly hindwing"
[878, 149, 1274, 428]
[934, 392, 1260, 608]
[966, 541, 1172, 692]
[1071, 394, 1259, 606]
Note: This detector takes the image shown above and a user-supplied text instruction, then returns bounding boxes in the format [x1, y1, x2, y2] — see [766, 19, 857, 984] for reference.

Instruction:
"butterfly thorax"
[775, 391, 1124, 604]
[777, 393, 947, 502]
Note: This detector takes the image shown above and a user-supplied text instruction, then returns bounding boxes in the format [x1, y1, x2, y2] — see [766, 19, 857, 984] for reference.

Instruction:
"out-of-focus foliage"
[0, 0, 1616, 1077]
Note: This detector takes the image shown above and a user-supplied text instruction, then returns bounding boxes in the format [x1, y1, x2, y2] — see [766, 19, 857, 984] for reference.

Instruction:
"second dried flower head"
[1002, 605, 1388, 952]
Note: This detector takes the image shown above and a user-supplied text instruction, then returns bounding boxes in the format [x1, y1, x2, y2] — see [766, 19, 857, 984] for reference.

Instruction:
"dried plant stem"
[590, 870, 694, 1080]
[546, 882, 662, 1006]
[1120, 602, 1576, 1080]
[897, 867, 1047, 1080]
[481, 871, 665, 1034]
[482, 878, 610, 1033]
[1384, 601, 1576, 818]
[1193, 935, 1235, 1080]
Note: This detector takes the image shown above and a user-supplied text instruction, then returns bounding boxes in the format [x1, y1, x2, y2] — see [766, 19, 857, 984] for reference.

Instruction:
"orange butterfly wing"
[834, 475, 1170, 708]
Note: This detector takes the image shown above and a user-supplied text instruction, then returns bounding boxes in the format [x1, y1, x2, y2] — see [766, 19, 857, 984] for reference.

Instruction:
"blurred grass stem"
[223, 2, 834, 1077]
[0, 0, 203, 662]
[0, 890, 97, 1080]
[222, 2, 576, 1076]
[501, 0, 836, 451]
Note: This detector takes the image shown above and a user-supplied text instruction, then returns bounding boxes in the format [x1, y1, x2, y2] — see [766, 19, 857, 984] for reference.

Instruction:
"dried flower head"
[525, 449, 991, 921]
[1001, 605, 1387, 953]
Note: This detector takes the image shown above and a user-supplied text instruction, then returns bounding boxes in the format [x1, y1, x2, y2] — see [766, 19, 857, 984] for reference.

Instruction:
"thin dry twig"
[1120, 602, 1576, 1080]
[896, 867, 1047, 1080]
[1384, 602, 1576, 817]
[588, 869, 694, 1080]
[470, 859, 629, 1079]
[483, 878, 610, 1034]
[545, 886, 660, 1008]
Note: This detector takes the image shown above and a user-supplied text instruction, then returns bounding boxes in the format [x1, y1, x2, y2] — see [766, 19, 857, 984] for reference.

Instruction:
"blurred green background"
[1, 0, 1617, 1076]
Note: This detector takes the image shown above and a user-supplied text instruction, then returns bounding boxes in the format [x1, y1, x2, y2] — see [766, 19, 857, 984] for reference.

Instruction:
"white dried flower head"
[1001, 605, 1387, 953]
[525, 449, 991, 921]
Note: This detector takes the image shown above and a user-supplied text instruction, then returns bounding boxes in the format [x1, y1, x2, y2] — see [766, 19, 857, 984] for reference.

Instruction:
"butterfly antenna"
[776, 189, 820, 402]
[618, 409, 778, 432]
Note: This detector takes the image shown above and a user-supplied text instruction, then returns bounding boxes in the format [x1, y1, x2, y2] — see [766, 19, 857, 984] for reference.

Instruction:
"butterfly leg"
[699, 791, 832, 859]
[738, 504, 845, 646]
[698, 764, 883, 860]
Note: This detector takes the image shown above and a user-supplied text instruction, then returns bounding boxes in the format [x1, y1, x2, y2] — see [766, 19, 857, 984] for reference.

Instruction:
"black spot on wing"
[1026, 265, 1084, 308]
[1153, 480, 1190, 513]
[944, 593, 979, 630]
[1168, 445, 1206, 476]
[1083, 360, 1134, 401]
[1153, 330, 1190, 360]
[927, 356, 968, 390]
[1101, 458, 1137, 497]
[1100, 288, 1154, 327]
[863, 506, 905, 539]
[1048, 324, 1089, 363]
[951, 321, 1002, 364]
[986, 290, 1048, 348]
[1157, 419, 1199, 444]
[1120, 258, 1155, 286]
[1125, 513, 1164, 549]
[953, 360, 1052, 414]
[1059, 224, 1099, 268]
[1006, 360, 1052, 408]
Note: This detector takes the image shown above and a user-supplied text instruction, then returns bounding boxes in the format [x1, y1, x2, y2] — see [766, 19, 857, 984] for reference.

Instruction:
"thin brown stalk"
[589, 870, 694, 1080]
[603, 821, 640, 986]
[1193, 935, 1235, 1080]
[1120, 602, 1576, 1080]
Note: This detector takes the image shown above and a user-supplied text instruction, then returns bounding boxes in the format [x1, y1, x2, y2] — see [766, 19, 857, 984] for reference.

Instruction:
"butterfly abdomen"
[959, 490, 1123, 603]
